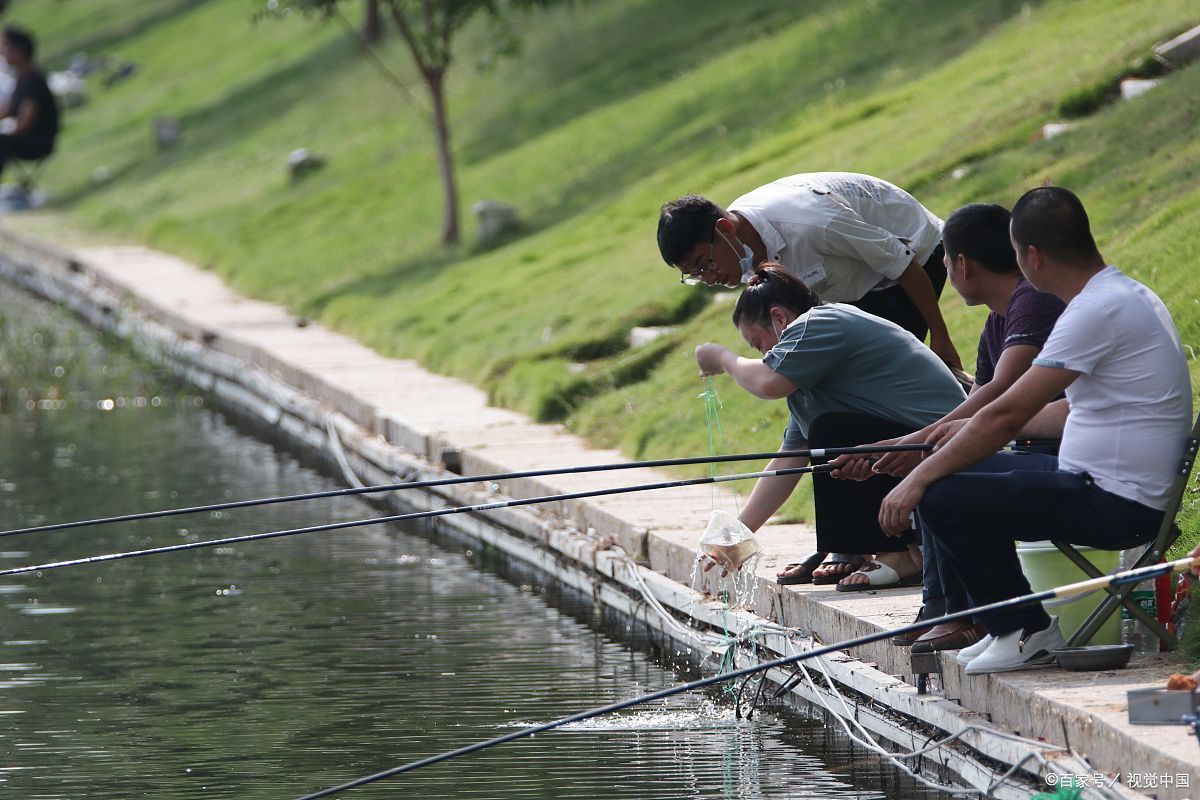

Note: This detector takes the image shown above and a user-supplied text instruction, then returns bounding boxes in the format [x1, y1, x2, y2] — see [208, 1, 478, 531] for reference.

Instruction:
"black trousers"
[918, 452, 1161, 636]
[849, 243, 946, 342]
[809, 412, 919, 554]
[0, 134, 53, 179]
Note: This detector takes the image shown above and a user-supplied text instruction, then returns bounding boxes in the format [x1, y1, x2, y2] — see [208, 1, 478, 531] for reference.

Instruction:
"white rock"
[472, 200, 519, 242]
[1042, 121, 1076, 140]
[47, 71, 87, 108]
[629, 326, 674, 348]
[1120, 78, 1160, 101]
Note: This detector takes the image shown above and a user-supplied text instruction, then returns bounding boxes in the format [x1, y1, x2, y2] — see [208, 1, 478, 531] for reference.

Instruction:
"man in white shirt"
[657, 172, 961, 369]
[878, 187, 1192, 675]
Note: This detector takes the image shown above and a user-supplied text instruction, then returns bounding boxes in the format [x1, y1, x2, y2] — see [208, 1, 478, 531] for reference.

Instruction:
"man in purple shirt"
[832, 203, 1064, 643]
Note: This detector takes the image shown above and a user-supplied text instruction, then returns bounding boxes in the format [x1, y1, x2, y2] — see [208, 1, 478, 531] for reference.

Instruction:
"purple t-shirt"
[975, 278, 1066, 386]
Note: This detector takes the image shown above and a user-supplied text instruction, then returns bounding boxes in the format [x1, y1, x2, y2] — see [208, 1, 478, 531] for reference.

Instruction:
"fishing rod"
[0, 444, 933, 539]
[0, 463, 836, 577]
[293, 554, 1200, 799]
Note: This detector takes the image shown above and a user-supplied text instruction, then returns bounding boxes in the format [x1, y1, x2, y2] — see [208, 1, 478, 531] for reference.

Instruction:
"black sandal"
[811, 553, 867, 585]
[776, 551, 827, 585]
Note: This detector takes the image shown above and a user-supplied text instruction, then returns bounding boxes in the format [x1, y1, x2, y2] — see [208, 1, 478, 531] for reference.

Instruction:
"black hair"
[732, 265, 820, 327]
[2, 27, 34, 60]
[943, 203, 1017, 274]
[657, 195, 723, 267]
[1010, 186, 1100, 263]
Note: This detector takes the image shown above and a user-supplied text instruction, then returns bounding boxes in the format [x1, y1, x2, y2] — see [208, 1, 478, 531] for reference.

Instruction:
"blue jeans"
[917, 451, 1161, 636]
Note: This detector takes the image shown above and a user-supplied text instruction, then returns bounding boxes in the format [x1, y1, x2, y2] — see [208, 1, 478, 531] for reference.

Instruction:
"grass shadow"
[40, 0, 216, 68]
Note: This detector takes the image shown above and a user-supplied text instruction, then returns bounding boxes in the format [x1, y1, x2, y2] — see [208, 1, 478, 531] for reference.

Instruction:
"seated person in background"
[832, 203, 1065, 646]
[694, 265, 965, 590]
[658, 172, 962, 370]
[878, 187, 1192, 675]
[0, 26, 58, 181]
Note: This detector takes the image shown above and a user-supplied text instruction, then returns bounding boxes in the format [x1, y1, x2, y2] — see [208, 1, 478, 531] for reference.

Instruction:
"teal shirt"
[762, 303, 966, 448]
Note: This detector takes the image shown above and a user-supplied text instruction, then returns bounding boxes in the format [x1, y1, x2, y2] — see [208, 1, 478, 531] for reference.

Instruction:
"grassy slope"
[8, 0, 1200, 555]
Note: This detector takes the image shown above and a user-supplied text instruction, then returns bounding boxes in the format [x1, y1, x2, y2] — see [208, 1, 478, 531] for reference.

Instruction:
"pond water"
[0, 284, 945, 799]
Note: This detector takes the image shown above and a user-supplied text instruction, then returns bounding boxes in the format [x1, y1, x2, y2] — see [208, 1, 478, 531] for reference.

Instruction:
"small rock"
[154, 117, 181, 150]
[287, 148, 325, 181]
[47, 71, 87, 108]
[1041, 121, 1076, 140]
[472, 199, 519, 243]
[1120, 78, 1160, 101]
[102, 61, 138, 88]
[629, 326, 674, 348]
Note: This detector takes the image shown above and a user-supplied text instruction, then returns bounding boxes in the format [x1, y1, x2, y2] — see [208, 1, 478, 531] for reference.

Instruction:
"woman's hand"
[695, 343, 732, 377]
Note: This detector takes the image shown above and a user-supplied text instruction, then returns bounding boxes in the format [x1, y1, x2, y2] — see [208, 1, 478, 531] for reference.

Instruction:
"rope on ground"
[793, 633, 1121, 798]
[325, 414, 367, 491]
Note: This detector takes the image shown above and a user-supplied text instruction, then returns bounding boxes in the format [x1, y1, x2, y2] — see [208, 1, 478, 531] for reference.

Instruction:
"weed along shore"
[2, 225, 1196, 799]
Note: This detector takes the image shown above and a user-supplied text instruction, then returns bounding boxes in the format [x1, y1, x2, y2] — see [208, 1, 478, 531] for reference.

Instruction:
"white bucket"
[1015, 541, 1121, 645]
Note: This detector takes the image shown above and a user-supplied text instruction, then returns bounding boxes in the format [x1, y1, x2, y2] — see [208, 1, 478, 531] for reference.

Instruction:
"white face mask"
[737, 243, 755, 283]
[717, 230, 756, 283]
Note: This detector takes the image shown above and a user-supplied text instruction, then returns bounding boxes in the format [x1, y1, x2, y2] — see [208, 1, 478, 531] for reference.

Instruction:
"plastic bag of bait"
[699, 509, 761, 571]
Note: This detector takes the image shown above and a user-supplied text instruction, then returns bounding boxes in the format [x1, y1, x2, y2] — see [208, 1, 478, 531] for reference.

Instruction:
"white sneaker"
[964, 617, 1064, 675]
[955, 634, 994, 666]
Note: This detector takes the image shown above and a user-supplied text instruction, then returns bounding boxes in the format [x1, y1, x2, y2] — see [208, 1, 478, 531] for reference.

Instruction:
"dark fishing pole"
[292, 555, 1200, 799]
[0, 463, 835, 577]
[0, 444, 932, 539]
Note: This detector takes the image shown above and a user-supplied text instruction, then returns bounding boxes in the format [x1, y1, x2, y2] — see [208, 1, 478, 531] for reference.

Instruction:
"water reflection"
[0, 284, 945, 799]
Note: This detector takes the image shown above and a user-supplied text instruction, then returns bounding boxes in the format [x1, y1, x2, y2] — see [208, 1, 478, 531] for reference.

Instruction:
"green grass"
[7, 0, 1200, 534]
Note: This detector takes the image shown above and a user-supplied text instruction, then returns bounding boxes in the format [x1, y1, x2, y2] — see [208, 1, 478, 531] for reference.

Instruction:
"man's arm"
[1017, 397, 1069, 439]
[878, 364, 1078, 535]
[695, 343, 797, 399]
[10, 97, 39, 137]
[896, 258, 961, 370]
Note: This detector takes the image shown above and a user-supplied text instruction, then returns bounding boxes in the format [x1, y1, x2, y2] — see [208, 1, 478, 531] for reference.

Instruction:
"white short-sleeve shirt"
[1032, 266, 1192, 510]
[728, 172, 943, 303]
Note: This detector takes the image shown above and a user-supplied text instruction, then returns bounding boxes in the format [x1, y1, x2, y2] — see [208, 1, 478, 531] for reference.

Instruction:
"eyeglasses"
[678, 232, 717, 285]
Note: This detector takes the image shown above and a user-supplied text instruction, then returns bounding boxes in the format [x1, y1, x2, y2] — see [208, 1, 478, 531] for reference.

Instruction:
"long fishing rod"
[0, 463, 835, 577]
[293, 555, 1200, 799]
[0, 444, 932, 539]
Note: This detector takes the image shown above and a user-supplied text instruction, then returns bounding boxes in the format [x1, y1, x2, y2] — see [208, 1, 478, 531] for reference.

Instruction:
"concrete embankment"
[0, 222, 1195, 800]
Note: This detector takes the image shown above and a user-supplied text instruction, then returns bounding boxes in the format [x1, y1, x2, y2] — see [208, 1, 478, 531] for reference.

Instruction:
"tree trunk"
[425, 69, 459, 246]
[362, 0, 382, 44]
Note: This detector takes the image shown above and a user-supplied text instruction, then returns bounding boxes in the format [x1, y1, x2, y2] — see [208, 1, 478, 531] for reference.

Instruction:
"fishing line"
[291, 555, 1200, 799]
[0, 464, 835, 577]
[0, 444, 932, 539]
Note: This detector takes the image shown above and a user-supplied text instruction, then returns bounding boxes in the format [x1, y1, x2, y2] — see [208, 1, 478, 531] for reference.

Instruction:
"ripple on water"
[501, 701, 742, 733]
[12, 605, 77, 616]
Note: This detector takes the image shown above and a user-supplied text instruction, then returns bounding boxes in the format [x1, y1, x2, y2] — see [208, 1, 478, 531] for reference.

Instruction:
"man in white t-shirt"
[657, 172, 961, 370]
[877, 187, 1192, 675]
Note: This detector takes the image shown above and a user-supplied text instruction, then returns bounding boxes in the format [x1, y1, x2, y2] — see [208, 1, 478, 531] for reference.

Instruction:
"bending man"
[659, 172, 960, 369]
